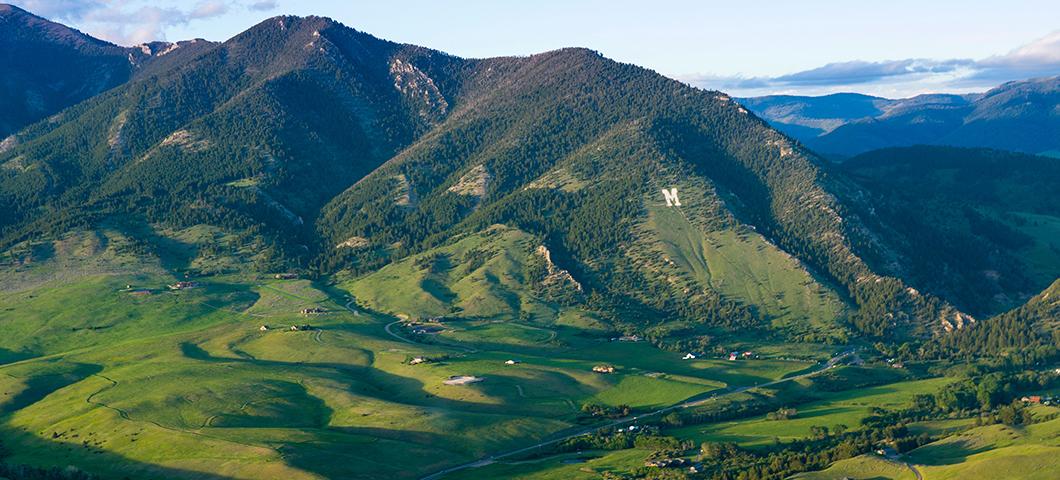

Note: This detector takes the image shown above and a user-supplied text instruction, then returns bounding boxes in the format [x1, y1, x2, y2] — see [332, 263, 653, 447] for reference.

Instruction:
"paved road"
[339, 296, 415, 346]
[383, 320, 416, 344]
[420, 350, 856, 480]
[885, 451, 923, 480]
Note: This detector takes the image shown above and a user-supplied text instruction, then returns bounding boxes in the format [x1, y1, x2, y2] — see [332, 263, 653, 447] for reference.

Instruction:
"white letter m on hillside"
[662, 188, 681, 207]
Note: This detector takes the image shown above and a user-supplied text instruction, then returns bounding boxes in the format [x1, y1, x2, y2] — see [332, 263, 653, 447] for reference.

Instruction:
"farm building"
[645, 458, 686, 468]
[409, 357, 428, 365]
[290, 324, 313, 331]
[301, 307, 327, 315]
[683, 353, 697, 360]
[167, 281, 197, 290]
[443, 375, 484, 385]
[592, 364, 615, 374]
[274, 273, 298, 279]
[259, 325, 269, 331]
[505, 359, 519, 365]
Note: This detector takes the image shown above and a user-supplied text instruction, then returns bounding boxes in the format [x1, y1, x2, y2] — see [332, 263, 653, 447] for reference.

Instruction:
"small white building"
[505, 359, 519, 365]
[683, 353, 696, 360]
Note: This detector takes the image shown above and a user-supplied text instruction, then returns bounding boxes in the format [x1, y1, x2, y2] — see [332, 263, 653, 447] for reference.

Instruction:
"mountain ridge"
[1, 10, 1052, 348]
[0, 3, 220, 139]
[740, 76, 1059, 158]
[0, 8, 1058, 480]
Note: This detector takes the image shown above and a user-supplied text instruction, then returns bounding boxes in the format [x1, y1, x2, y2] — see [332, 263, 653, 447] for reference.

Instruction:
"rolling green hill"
[0, 5, 1058, 480]
[0, 11, 976, 343]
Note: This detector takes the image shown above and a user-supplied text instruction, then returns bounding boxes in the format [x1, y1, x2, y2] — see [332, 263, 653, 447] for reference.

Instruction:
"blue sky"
[13, 0, 1060, 97]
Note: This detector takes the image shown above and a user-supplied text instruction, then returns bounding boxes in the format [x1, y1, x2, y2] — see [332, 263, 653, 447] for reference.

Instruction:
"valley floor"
[0, 240, 823, 479]
[1, 229, 1056, 480]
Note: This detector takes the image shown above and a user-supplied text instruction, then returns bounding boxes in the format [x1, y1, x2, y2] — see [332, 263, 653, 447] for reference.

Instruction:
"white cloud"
[11, 0, 271, 45]
[682, 30, 1060, 98]
[989, 30, 1060, 66]
[248, 0, 277, 12]
[190, 1, 229, 20]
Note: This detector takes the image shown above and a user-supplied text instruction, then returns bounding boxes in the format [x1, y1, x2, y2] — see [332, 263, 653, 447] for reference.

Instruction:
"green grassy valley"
[0, 5, 1057, 480]
[2, 226, 1056, 479]
[0, 230, 830, 479]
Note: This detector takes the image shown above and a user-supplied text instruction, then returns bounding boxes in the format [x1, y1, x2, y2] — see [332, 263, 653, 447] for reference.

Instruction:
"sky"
[11, 0, 1060, 98]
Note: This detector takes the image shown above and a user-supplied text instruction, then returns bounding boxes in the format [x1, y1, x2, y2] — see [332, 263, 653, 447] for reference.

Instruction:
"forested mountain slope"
[313, 47, 961, 341]
[0, 4, 214, 139]
[1, 13, 1039, 346]
[841, 146, 1060, 315]
[0, 15, 456, 261]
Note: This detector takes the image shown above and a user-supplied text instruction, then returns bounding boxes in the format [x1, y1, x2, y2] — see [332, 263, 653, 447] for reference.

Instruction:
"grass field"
[5, 223, 1042, 480]
[345, 225, 556, 323]
[642, 202, 849, 340]
[909, 407, 1060, 480]
[667, 377, 954, 447]
[0, 226, 825, 479]
[788, 406, 1060, 480]
[792, 454, 918, 480]
[445, 448, 652, 480]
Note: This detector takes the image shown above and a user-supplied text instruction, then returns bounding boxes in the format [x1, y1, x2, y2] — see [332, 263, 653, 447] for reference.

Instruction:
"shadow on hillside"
[0, 424, 238, 480]
[275, 428, 469, 480]
[109, 219, 196, 273]
[907, 436, 997, 465]
[1, 362, 102, 415]
[177, 341, 542, 479]
[0, 347, 33, 366]
[178, 341, 519, 415]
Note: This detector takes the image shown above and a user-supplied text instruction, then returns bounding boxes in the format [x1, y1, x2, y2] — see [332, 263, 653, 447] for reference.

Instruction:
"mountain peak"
[250, 14, 344, 36]
[0, 3, 24, 14]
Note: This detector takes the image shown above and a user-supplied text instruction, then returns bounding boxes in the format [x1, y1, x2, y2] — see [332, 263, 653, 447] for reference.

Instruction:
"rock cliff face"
[536, 245, 582, 292]
[390, 57, 449, 123]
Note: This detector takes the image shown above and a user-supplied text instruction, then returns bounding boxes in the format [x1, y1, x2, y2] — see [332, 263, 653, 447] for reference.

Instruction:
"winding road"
[384, 320, 416, 344]
[420, 350, 857, 480]
[884, 451, 923, 480]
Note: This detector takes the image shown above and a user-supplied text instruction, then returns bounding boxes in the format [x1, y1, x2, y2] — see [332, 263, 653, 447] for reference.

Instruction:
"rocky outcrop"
[536, 245, 582, 292]
[940, 309, 976, 333]
[390, 57, 448, 124]
[448, 164, 491, 197]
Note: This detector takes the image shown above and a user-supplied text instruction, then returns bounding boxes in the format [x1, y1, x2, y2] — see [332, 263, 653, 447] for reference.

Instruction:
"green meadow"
[0, 227, 822, 479]
[2, 224, 1045, 480]
[667, 377, 955, 448]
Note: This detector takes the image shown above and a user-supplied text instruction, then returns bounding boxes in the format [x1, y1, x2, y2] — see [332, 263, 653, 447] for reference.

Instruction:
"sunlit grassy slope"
[345, 225, 557, 322]
[792, 454, 918, 480]
[0, 226, 818, 479]
[667, 377, 954, 448]
[644, 203, 848, 338]
[910, 407, 1060, 480]
[4, 224, 1045, 479]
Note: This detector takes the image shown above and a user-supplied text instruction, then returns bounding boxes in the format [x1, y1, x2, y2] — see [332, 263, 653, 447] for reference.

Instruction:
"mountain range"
[1, 5, 1056, 340]
[0, 4, 215, 140]
[740, 76, 1060, 158]
[1, 4, 1059, 479]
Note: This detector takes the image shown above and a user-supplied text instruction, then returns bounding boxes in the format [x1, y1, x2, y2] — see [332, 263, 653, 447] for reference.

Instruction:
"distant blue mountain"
[739, 76, 1059, 158]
